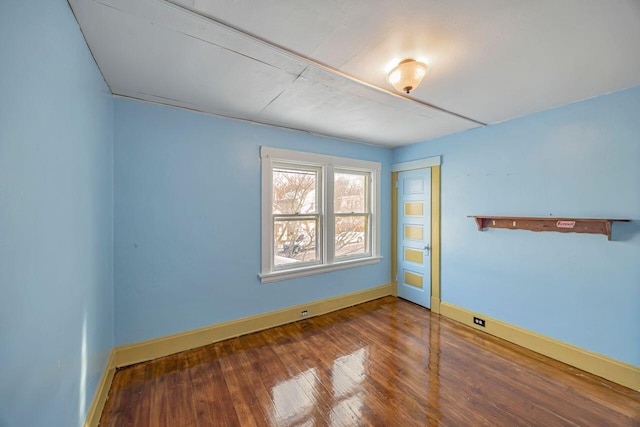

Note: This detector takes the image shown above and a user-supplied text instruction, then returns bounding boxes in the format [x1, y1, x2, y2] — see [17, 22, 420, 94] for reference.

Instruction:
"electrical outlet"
[301, 310, 309, 317]
[473, 317, 486, 327]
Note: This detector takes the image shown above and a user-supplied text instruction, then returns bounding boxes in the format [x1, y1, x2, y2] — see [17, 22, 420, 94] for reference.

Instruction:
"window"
[260, 147, 381, 283]
[272, 165, 321, 268]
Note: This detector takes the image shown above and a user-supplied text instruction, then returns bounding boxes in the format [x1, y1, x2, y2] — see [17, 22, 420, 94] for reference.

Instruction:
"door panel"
[404, 247, 423, 264]
[404, 225, 423, 240]
[397, 168, 431, 308]
[404, 271, 424, 289]
[404, 202, 424, 216]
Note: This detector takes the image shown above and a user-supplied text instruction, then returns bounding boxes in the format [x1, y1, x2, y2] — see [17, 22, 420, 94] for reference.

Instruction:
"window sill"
[259, 256, 383, 284]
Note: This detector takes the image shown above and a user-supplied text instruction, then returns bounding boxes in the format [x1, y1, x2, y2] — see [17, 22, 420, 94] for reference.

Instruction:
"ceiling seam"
[67, 0, 114, 95]
[257, 88, 288, 116]
[176, 31, 290, 72]
[157, 0, 487, 127]
[257, 66, 309, 116]
[111, 94, 393, 148]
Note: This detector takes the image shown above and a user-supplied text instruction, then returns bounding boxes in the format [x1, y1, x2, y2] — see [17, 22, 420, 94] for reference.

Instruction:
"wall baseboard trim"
[430, 297, 441, 314]
[84, 284, 392, 423]
[84, 349, 116, 427]
[114, 283, 393, 368]
[440, 302, 640, 391]
[391, 281, 398, 296]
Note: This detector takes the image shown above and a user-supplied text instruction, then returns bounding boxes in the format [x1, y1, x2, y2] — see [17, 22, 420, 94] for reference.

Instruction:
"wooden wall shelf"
[468, 216, 629, 241]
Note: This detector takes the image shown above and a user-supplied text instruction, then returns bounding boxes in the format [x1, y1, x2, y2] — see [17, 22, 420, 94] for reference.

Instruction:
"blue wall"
[113, 99, 392, 345]
[0, 2, 114, 426]
[394, 87, 640, 366]
[1, 2, 636, 423]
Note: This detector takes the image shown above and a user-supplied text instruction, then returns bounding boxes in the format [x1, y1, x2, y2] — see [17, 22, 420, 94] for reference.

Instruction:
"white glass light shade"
[387, 59, 429, 94]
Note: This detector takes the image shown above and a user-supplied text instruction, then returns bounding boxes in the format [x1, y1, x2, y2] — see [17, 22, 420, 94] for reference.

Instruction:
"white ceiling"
[70, 0, 640, 147]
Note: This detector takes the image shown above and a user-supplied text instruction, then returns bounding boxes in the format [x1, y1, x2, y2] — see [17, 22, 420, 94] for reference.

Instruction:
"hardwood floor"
[100, 297, 640, 426]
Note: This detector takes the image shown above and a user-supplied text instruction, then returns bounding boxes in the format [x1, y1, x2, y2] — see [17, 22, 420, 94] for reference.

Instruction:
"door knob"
[424, 244, 430, 256]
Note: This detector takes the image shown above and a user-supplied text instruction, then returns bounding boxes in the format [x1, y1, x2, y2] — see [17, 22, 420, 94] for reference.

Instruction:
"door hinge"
[395, 181, 398, 188]
[395, 274, 398, 282]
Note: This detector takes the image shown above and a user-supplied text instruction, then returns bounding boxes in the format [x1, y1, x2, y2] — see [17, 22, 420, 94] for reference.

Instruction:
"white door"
[397, 168, 431, 308]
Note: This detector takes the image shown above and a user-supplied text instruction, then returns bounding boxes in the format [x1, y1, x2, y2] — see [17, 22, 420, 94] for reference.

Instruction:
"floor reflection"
[270, 347, 368, 426]
[332, 348, 366, 397]
[100, 298, 634, 426]
[267, 308, 443, 426]
[427, 310, 442, 424]
[330, 393, 364, 426]
[271, 368, 318, 424]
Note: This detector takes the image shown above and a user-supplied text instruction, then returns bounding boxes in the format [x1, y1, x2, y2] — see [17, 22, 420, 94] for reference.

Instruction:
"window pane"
[274, 219, 319, 266]
[335, 216, 368, 258]
[334, 172, 367, 213]
[273, 168, 317, 214]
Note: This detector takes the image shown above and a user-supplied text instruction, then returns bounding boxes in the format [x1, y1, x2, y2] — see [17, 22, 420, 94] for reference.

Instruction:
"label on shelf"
[556, 221, 576, 228]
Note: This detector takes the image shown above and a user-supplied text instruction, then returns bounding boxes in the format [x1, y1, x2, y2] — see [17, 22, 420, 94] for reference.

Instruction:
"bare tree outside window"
[261, 147, 380, 282]
[272, 167, 319, 266]
[334, 172, 370, 258]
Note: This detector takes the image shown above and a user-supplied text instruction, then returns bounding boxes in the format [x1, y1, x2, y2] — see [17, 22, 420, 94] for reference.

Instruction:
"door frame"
[392, 156, 441, 313]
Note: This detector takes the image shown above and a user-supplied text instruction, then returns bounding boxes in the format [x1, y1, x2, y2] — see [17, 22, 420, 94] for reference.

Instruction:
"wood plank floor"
[100, 297, 640, 426]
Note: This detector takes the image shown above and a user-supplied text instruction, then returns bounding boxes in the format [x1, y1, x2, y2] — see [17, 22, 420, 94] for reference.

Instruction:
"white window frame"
[333, 168, 372, 262]
[271, 163, 323, 271]
[260, 147, 382, 283]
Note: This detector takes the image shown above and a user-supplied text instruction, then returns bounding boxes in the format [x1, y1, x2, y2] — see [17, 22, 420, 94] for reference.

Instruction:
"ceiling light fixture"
[387, 59, 429, 94]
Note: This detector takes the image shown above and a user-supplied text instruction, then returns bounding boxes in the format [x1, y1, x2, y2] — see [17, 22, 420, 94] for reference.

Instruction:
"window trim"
[260, 146, 381, 283]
